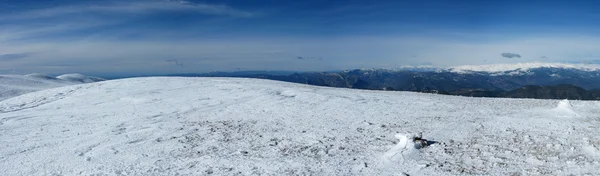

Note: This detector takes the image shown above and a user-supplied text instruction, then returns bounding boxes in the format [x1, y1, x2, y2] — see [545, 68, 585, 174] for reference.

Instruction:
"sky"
[1, 0, 600, 77]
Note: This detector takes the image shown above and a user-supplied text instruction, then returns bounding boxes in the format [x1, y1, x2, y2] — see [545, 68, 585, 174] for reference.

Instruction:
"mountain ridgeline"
[176, 67, 600, 100]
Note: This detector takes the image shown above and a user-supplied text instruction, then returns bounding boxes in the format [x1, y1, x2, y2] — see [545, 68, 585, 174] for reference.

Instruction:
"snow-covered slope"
[0, 74, 73, 101]
[0, 73, 104, 101]
[1, 77, 600, 175]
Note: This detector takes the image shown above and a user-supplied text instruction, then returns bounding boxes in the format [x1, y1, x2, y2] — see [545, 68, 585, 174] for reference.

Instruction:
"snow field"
[1, 77, 600, 175]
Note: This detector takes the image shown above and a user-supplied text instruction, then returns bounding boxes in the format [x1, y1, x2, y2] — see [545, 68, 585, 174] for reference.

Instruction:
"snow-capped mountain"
[355, 62, 600, 75]
[1, 77, 600, 175]
[0, 73, 105, 101]
[448, 62, 600, 75]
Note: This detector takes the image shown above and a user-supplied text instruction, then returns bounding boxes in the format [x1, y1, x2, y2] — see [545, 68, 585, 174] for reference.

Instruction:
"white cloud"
[1, 0, 255, 21]
[0, 21, 117, 41]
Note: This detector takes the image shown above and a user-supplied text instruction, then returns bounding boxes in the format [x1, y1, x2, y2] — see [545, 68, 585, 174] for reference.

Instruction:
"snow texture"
[1, 77, 600, 175]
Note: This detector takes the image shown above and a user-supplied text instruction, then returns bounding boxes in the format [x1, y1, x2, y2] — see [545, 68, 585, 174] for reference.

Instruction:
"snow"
[553, 99, 578, 117]
[0, 74, 104, 101]
[56, 73, 106, 83]
[1, 77, 600, 175]
[449, 62, 600, 74]
[382, 133, 414, 162]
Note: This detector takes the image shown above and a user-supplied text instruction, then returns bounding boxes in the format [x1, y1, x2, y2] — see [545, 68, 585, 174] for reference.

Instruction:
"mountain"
[188, 63, 600, 100]
[448, 62, 600, 74]
[1, 77, 599, 175]
[501, 84, 600, 100]
[0, 73, 105, 101]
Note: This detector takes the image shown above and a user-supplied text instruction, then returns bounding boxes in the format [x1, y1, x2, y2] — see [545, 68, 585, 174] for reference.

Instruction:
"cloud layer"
[1, 0, 255, 21]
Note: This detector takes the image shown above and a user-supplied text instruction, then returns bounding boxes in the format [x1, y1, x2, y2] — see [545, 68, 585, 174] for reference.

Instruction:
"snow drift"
[1, 77, 600, 175]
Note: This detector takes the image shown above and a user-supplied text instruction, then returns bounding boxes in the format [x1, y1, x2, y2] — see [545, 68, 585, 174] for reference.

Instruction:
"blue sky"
[1, 0, 600, 76]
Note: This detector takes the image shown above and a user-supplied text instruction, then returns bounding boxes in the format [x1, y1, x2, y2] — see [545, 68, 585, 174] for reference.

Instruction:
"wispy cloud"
[0, 52, 34, 61]
[1, 0, 255, 21]
[0, 0, 256, 43]
[0, 21, 116, 42]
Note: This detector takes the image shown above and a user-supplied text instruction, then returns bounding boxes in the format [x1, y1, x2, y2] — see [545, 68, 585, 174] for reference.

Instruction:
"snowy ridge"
[0, 73, 104, 101]
[56, 73, 106, 83]
[25, 73, 60, 80]
[448, 62, 600, 74]
[1, 77, 600, 175]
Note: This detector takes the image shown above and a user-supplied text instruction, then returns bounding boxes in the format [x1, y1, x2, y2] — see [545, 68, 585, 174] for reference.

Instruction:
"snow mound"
[553, 99, 578, 116]
[56, 73, 106, 83]
[277, 90, 297, 98]
[382, 133, 417, 161]
[1, 77, 600, 175]
[557, 99, 573, 109]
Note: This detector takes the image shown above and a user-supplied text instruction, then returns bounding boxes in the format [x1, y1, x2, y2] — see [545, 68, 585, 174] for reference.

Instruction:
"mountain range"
[174, 62, 600, 100]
